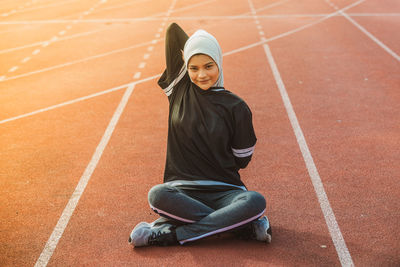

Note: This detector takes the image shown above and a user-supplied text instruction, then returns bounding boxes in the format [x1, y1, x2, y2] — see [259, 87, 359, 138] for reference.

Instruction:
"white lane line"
[138, 62, 146, 69]
[34, 83, 136, 267]
[0, 1, 367, 123]
[0, 74, 161, 125]
[0, 29, 105, 55]
[254, 0, 290, 13]
[1, 0, 107, 81]
[224, 0, 365, 57]
[21, 57, 31, 63]
[8, 66, 19, 72]
[1, 0, 78, 18]
[143, 53, 150, 60]
[341, 12, 399, 61]
[347, 13, 400, 17]
[263, 43, 354, 267]
[2, 12, 399, 25]
[1, 0, 365, 83]
[0, 0, 214, 54]
[0, 14, 353, 25]
[0, 0, 365, 61]
[57, 0, 203, 23]
[0, 0, 330, 56]
[133, 72, 141, 79]
[0, 39, 158, 82]
[78, 0, 149, 16]
[0, 0, 215, 26]
[248, 0, 354, 265]
[324, 0, 399, 61]
[4, 0, 80, 16]
[35, 1, 176, 265]
[0, 16, 259, 24]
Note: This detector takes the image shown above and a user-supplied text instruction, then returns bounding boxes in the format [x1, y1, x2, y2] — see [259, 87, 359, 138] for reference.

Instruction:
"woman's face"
[188, 54, 219, 90]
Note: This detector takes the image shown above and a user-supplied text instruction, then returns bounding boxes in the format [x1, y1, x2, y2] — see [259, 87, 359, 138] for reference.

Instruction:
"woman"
[129, 23, 271, 247]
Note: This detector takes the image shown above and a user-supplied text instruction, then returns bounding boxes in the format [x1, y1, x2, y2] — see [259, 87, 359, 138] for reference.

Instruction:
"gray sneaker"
[129, 222, 177, 247]
[252, 216, 272, 243]
[129, 222, 152, 247]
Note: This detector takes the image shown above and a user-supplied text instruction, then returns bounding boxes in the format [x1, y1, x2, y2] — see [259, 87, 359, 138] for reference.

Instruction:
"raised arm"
[158, 23, 189, 96]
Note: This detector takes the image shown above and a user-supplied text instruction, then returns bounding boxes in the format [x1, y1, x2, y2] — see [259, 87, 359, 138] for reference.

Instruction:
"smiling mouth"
[199, 80, 209, 84]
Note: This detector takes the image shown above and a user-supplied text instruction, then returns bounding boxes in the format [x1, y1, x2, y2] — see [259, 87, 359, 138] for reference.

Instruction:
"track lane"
[0, 23, 161, 120]
[341, 14, 400, 59]
[45, 3, 346, 262]
[0, 90, 125, 267]
[47, 45, 342, 266]
[0, 0, 355, 121]
[1, 0, 399, 266]
[264, 4, 400, 265]
[0, 0, 94, 21]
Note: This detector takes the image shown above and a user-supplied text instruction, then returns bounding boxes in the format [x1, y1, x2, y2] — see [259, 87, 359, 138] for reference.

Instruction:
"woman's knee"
[237, 191, 266, 214]
[148, 184, 178, 207]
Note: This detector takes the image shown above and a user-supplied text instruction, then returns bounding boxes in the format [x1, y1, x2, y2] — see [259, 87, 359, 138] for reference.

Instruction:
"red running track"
[0, 0, 399, 266]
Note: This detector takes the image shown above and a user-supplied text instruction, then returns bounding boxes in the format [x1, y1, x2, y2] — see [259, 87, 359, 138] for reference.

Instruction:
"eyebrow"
[189, 62, 214, 67]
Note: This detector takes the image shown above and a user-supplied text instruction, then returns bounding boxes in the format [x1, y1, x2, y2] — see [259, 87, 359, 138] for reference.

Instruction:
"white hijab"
[183, 29, 224, 87]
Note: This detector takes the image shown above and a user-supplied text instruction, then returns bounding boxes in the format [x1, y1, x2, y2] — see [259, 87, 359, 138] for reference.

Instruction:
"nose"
[198, 69, 207, 79]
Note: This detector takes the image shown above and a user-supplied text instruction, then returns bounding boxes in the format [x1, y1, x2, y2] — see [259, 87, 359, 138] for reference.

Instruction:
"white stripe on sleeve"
[163, 64, 187, 96]
[232, 145, 255, 158]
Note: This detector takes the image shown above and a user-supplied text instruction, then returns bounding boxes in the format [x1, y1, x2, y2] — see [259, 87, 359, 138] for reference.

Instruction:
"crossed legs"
[148, 183, 266, 244]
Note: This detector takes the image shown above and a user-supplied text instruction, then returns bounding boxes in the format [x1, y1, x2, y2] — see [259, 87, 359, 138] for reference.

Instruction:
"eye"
[206, 64, 214, 69]
[189, 66, 198, 71]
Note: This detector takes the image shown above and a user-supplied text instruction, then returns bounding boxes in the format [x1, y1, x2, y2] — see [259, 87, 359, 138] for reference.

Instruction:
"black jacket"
[158, 23, 257, 187]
